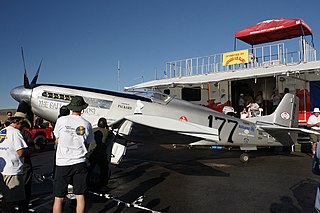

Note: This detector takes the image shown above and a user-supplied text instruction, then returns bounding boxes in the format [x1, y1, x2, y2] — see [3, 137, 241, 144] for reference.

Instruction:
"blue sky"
[1, 0, 319, 108]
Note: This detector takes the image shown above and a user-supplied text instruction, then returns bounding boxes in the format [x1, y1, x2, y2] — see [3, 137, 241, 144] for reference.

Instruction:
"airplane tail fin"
[247, 93, 299, 146]
[271, 93, 299, 127]
[248, 93, 299, 128]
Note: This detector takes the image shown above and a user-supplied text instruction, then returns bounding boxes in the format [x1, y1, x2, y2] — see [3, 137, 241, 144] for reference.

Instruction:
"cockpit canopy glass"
[130, 90, 172, 104]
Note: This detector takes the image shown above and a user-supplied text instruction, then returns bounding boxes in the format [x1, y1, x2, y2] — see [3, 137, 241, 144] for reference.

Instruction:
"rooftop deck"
[165, 38, 316, 79]
[125, 38, 319, 91]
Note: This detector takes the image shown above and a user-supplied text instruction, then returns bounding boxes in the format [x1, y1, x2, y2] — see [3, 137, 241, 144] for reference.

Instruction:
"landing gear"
[240, 153, 250, 162]
[34, 135, 47, 150]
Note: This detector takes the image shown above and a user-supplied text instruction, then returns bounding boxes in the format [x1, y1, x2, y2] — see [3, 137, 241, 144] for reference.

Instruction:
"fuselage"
[11, 84, 282, 148]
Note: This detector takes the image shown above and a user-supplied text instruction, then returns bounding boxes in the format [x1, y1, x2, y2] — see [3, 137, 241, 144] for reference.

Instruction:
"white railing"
[165, 39, 317, 79]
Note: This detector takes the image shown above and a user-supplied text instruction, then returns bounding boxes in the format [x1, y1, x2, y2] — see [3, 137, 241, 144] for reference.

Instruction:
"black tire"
[34, 135, 47, 150]
[240, 153, 250, 163]
[301, 143, 312, 153]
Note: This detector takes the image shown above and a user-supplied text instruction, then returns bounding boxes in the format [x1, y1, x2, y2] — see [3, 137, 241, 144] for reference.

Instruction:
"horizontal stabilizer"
[258, 125, 320, 135]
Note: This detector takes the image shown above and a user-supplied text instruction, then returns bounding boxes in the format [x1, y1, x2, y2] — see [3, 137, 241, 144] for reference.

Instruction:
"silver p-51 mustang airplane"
[10, 55, 317, 163]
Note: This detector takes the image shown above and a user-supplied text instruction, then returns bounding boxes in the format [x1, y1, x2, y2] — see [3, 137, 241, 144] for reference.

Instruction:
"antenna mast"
[117, 60, 120, 91]
[155, 67, 157, 80]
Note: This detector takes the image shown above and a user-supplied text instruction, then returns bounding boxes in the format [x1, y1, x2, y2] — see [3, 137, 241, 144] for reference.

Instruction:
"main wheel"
[34, 135, 47, 150]
[240, 153, 249, 162]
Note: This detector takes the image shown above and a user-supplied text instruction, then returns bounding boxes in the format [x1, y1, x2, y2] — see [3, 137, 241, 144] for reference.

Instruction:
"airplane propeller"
[16, 47, 43, 128]
[21, 47, 31, 89]
[17, 101, 34, 128]
[30, 59, 42, 86]
[21, 47, 42, 89]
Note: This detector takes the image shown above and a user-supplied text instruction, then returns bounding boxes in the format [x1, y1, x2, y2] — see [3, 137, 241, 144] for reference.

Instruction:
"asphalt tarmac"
[24, 144, 320, 213]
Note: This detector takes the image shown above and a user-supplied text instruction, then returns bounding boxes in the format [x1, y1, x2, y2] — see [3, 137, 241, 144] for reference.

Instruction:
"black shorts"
[0, 174, 25, 202]
[53, 162, 88, 197]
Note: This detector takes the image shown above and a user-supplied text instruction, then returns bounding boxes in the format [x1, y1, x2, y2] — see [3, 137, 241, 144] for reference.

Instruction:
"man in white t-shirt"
[307, 107, 320, 154]
[53, 96, 93, 213]
[0, 116, 28, 212]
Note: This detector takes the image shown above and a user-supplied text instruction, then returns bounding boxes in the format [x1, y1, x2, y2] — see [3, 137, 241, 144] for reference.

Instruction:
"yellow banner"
[222, 49, 249, 66]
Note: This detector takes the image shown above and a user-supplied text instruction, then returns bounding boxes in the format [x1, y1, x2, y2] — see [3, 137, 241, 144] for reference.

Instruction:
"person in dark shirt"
[58, 106, 70, 118]
[4, 111, 13, 128]
[88, 118, 110, 190]
[6, 111, 12, 118]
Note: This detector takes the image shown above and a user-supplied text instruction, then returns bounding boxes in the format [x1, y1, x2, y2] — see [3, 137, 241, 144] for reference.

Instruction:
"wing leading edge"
[111, 114, 219, 142]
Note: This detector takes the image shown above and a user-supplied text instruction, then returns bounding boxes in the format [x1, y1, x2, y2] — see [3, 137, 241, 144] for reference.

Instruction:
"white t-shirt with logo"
[54, 114, 93, 166]
[0, 126, 28, 175]
[308, 114, 320, 131]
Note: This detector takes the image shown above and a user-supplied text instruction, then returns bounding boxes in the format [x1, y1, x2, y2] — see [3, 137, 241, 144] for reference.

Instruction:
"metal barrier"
[165, 39, 317, 79]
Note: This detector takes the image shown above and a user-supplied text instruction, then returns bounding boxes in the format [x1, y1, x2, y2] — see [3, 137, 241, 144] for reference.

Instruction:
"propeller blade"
[21, 47, 31, 89]
[17, 101, 34, 129]
[27, 110, 34, 129]
[31, 59, 42, 86]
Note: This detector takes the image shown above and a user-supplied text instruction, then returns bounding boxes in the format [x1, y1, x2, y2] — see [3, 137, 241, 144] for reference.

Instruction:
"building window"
[182, 87, 201, 101]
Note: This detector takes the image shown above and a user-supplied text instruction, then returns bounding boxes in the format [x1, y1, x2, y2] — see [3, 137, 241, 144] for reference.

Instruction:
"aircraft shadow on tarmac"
[86, 143, 235, 213]
[84, 145, 234, 212]
[27, 144, 313, 212]
[270, 178, 319, 213]
[90, 172, 171, 213]
[114, 144, 307, 177]
[116, 144, 233, 177]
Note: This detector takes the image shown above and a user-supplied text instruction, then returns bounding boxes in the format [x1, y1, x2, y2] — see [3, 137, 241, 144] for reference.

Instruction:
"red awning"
[235, 18, 312, 45]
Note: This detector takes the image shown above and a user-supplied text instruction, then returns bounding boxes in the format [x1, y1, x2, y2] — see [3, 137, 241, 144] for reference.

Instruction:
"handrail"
[164, 39, 317, 79]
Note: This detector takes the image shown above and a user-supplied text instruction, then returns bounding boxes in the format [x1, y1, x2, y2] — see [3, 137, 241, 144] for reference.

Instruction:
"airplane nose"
[10, 86, 32, 104]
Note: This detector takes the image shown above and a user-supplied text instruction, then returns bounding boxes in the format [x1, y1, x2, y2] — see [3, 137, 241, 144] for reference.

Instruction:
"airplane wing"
[110, 114, 219, 143]
[257, 125, 320, 135]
